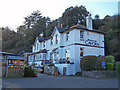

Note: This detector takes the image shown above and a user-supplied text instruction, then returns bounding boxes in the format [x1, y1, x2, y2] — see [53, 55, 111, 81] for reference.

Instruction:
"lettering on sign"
[85, 39, 99, 46]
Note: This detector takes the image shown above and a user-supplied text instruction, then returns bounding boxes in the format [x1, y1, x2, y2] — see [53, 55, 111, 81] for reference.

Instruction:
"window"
[80, 48, 84, 58]
[34, 45, 36, 50]
[54, 52, 58, 60]
[37, 43, 39, 50]
[43, 41, 45, 47]
[43, 54, 46, 60]
[80, 31, 84, 40]
[66, 49, 70, 60]
[39, 53, 41, 59]
[66, 32, 69, 41]
[51, 38, 53, 45]
[56, 34, 58, 44]
[87, 32, 89, 35]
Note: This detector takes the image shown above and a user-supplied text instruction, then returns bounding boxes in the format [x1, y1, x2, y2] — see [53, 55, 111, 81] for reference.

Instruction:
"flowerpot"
[35, 73, 37, 77]
[67, 61, 70, 63]
[54, 72, 58, 76]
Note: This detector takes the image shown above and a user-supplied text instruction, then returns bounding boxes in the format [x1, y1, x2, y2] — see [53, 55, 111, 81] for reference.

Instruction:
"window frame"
[51, 38, 53, 45]
[80, 47, 84, 58]
[66, 32, 69, 41]
[80, 31, 84, 40]
[43, 41, 45, 48]
[56, 34, 58, 44]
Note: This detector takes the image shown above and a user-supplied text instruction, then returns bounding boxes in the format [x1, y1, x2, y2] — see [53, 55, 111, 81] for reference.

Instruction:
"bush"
[54, 66, 58, 73]
[24, 66, 35, 77]
[96, 56, 106, 70]
[105, 55, 114, 63]
[115, 62, 120, 74]
[80, 56, 97, 71]
[106, 63, 114, 70]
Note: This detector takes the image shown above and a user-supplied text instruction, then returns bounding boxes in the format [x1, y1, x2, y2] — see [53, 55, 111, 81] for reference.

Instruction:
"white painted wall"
[29, 26, 105, 75]
[54, 64, 75, 75]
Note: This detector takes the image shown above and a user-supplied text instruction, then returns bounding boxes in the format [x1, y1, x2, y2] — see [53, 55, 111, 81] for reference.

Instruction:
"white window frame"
[80, 31, 84, 40]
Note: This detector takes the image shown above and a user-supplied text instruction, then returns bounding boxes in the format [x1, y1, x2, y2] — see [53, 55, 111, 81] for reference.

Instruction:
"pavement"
[2, 74, 119, 88]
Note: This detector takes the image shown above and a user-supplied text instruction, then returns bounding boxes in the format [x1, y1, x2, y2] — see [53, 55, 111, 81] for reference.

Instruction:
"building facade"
[28, 15, 105, 75]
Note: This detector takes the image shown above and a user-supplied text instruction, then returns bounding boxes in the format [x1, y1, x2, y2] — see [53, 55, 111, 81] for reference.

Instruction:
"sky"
[0, 0, 119, 31]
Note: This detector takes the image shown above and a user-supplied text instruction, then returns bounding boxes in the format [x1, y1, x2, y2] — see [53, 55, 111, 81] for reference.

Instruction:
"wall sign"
[85, 39, 99, 46]
[101, 61, 106, 69]
[8, 59, 24, 69]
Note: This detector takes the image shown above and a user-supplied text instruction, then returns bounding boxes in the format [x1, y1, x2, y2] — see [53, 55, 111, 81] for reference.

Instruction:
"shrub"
[96, 56, 106, 70]
[80, 56, 97, 71]
[105, 55, 114, 64]
[54, 66, 58, 73]
[115, 62, 120, 74]
[106, 63, 114, 70]
[24, 66, 35, 77]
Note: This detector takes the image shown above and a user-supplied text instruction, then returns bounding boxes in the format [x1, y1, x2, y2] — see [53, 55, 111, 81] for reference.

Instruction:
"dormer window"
[66, 32, 69, 41]
[37, 43, 39, 50]
[43, 41, 45, 47]
[56, 34, 58, 44]
[80, 31, 84, 40]
[51, 38, 53, 45]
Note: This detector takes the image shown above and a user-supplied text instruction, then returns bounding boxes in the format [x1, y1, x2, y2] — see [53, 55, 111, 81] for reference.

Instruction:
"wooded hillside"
[1, 6, 120, 61]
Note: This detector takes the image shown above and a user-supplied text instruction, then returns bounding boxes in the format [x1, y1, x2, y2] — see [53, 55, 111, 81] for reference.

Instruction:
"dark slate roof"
[56, 26, 67, 33]
[38, 37, 51, 42]
[56, 24, 105, 34]
[36, 24, 105, 42]
[0, 52, 18, 56]
[29, 49, 47, 55]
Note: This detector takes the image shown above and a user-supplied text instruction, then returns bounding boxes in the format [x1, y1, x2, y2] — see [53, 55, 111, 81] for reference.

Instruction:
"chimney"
[86, 14, 93, 30]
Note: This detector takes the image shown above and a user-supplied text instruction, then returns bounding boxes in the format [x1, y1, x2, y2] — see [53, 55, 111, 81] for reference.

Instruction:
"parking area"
[2, 74, 119, 88]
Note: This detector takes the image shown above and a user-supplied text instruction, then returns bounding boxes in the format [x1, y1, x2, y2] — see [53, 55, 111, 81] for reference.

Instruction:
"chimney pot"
[86, 14, 93, 30]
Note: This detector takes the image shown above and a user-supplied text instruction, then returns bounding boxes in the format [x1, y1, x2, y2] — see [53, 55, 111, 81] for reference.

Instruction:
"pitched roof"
[36, 24, 105, 43]
[38, 37, 51, 42]
[56, 24, 105, 34]
[29, 49, 47, 55]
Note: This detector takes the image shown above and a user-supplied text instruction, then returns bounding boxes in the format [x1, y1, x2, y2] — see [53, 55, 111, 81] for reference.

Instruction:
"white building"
[28, 14, 105, 75]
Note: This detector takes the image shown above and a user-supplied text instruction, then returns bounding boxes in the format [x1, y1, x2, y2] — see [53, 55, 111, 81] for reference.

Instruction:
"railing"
[51, 59, 74, 64]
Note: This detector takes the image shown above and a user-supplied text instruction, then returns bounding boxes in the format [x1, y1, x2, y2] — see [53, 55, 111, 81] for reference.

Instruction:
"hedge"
[24, 66, 35, 77]
[105, 55, 114, 63]
[80, 56, 97, 71]
[115, 61, 120, 74]
[96, 56, 106, 70]
[106, 63, 114, 70]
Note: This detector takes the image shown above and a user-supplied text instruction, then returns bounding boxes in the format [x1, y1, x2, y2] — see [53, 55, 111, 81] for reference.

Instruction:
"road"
[2, 74, 119, 88]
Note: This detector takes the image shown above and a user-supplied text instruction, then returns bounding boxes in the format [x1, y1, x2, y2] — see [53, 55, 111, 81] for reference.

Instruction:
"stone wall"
[6, 68, 24, 78]
[82, 70, 117, 78]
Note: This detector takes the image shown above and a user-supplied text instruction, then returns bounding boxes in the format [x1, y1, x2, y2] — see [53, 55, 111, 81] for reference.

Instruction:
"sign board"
[85, 39, 99, 46]
[101, 61, 106, 69]
[8, 59, 24, 69]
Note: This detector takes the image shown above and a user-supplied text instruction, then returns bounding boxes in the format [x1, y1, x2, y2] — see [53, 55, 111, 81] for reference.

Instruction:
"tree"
[93, 15, 102, 30]
[60, 5, 89, 27]
[24, 10, 41, 30]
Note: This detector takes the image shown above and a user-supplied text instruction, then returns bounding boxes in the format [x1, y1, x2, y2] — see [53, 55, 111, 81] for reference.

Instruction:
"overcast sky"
[0, 0, 119, 31]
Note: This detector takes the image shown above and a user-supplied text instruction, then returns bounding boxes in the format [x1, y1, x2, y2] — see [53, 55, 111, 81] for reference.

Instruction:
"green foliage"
[105, 55, 114, 63]
[60, 5, 89, 27]
[96, 56, 106, 70]
[115, 62, 120, 74]
[106, 63, 114, 70]
[1, 6, 120, 62]
[54, 66, 58, 72]
[80, 56, 97, 71]
[24, 66, 35, 77]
